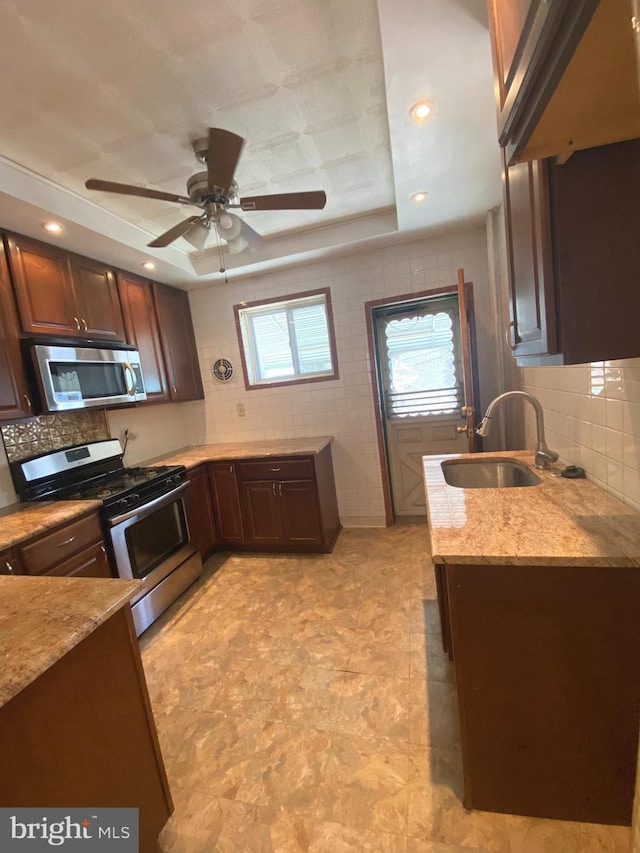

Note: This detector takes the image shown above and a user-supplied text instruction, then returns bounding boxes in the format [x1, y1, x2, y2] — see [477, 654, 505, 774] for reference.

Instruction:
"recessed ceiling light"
[142, 261, 156, 271]
[410, 100, 434, 122]
[43, 221, 63, 234]
[411, 191, 428, 203]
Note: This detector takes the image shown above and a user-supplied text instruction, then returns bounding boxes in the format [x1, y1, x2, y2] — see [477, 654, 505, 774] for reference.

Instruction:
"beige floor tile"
[408, 679, 461, 750]
[213, 801, 314, 853]
[139, 526, 628, 853]
[309, 820, 408, 852]
[155, 706, 265, 799]
[407, 751, 509, 852]
[268, 665, 347, 729]
[348, 628, 412, 679]
[316, 733, 410, 835]
[235, 721, 332, 815]
[332, 671, 411, 744]
[158, 786, 231, 852]
[293, 623, 357, 670]
[503, 812, 632, 852]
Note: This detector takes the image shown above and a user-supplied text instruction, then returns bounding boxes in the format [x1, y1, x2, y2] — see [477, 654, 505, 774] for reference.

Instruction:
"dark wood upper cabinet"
[6, 233, 79, 337]
[0, 237, 32, 419]
[503, 138, 640, 365]
[487, 0, 640, 163]
[117, 272, 169, 403]
[153, 283, 204, 402]
[67, 254, 125, 341]
[6, 233, 126, 342]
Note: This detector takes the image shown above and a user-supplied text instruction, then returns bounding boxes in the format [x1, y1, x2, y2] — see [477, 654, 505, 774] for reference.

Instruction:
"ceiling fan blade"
[147, 217, 202, 248]
[207, 128, 244, 193]
[240, 190, 327, 211]
[86, 178, 193, 205]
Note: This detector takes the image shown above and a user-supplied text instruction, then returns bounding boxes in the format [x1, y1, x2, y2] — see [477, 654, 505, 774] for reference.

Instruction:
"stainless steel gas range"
[12, 439, 202, 635]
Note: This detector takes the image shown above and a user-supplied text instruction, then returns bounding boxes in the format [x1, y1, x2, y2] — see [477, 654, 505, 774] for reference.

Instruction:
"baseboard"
[340, 516, 388, 528]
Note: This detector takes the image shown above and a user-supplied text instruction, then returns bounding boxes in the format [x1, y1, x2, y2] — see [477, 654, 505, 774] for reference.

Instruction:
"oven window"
[48, 360, 127, 401]
[124, 500, 187, 579]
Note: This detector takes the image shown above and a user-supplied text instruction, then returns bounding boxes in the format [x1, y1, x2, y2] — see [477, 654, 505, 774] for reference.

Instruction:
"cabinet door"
[117, 273, 169, 403]
[240, 481, 284, 547]
[6, 233, 78, 337]
[502, 151, 557, 358]
[487, 0, 599, 159]
[68, 255, 125, 341]
[185, 465, 217, 558]
[44, 541, 111, 579]
[209, 463, 244, 546]
[279, 480, 323, 547]
[153, 283, 204, 402]
[0, 239, 32, 420]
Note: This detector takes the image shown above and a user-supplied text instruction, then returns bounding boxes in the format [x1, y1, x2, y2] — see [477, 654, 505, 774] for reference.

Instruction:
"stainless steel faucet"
[475, 391, 559, 469]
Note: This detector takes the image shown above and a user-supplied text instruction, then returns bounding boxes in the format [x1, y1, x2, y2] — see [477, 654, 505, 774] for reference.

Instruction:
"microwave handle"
[122, 362, 137, 397]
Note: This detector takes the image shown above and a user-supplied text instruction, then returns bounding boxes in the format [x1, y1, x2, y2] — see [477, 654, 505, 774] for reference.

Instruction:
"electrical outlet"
[236, 403, 246, 417]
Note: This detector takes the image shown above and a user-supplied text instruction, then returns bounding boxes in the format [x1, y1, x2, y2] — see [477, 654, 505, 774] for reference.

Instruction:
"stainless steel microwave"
[31, 342, 147, 412]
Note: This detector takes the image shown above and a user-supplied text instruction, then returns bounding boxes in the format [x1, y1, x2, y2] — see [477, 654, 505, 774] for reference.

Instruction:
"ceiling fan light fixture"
[183, 220, 210, 251]
[226, 235, 249, 255]
[215, 211, 242, 241]
[410, 100, 435, 122]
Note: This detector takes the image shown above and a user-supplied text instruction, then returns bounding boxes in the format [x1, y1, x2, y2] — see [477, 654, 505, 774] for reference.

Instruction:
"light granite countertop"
[0, 500, 103, 552]
[0, 576, 140, 708]
[423, 450, 640, 567]
[144, 436, 334, 470]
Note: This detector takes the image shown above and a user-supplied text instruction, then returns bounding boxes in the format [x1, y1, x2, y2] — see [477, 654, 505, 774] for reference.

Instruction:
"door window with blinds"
[377, 296, 463, 418]
[235, 288, 339, 388]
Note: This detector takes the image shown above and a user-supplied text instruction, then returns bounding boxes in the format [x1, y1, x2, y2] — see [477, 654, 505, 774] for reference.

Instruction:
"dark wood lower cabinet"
[0, 606, 172, 849]
[208, 446, 340, 554]
[185, 464, 217, 559]
[439, 560, 640, 825]
[208, 462, 245, 546]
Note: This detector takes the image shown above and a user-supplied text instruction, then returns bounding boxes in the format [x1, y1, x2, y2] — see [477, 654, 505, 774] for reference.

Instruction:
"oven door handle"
[107, 481, 190, 526]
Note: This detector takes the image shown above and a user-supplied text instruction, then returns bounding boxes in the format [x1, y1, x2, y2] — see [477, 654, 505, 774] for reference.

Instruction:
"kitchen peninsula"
[423, 451, 640, 827]
[0, 575, 173, 850]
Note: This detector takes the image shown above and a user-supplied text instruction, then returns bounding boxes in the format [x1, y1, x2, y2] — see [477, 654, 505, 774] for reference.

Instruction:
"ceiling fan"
[84, 128, 327, 254]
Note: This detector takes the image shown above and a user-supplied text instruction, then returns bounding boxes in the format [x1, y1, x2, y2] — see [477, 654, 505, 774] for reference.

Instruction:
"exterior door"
[375, 287, 477, 518]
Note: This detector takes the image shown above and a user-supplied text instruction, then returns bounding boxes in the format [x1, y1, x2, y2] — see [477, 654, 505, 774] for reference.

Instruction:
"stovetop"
[12, 439, 188, 520]
[59, 465, 177, 501]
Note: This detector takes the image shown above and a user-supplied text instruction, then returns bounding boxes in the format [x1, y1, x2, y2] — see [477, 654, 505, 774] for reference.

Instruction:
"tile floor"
[139, 526, 632, 852]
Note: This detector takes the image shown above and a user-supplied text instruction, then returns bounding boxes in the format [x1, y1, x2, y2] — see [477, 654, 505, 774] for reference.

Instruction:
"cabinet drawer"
[20, 513, 102, 575]
[236, 458, 314, 481]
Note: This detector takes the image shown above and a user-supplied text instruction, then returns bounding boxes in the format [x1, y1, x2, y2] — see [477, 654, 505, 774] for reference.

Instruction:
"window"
[375, 296, 463, 418]
[234, 288, 339, 389]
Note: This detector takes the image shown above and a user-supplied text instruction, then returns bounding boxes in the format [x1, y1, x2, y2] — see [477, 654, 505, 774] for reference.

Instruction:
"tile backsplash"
[1, 410, 109, 463]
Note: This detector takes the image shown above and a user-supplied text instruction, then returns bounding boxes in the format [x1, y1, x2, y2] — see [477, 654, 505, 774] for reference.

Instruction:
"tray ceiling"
[0, 0, 501, 285]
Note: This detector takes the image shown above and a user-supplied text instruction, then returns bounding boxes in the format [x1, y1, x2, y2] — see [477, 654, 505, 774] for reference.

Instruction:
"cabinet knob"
[171, 385, 177, 395]
[23, 394, 32, 413]
[56, 536, 76, 547]
[81, 318, 88, 333]
[73, 316, 81, 332]
[5, 561, 15, 575]
[272, 482, 276, 496]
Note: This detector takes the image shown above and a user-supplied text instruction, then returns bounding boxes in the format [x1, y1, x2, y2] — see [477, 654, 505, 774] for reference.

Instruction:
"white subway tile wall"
[189, 227, 499, 524]
[521, 360, 640, 512]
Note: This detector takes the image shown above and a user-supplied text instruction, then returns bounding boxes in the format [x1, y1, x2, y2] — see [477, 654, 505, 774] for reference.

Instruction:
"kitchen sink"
[441, 458, 542, 489]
